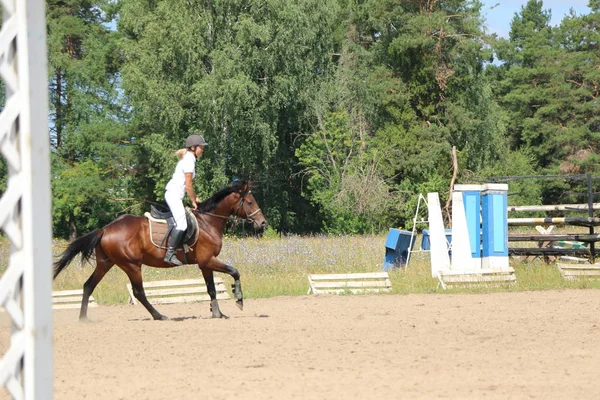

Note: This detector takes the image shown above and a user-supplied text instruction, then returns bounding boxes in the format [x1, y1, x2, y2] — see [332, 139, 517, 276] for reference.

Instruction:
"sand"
[1, 290, 600, 399]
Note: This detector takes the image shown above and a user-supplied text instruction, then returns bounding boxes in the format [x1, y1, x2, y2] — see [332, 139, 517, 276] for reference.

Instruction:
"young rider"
[163, 134, 207, 265]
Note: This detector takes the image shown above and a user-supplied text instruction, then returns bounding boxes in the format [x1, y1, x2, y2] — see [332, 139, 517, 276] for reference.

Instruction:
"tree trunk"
[69, 214, 78, 241]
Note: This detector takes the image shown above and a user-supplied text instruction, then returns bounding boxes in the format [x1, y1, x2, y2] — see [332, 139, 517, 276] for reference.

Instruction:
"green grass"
[2, 232, 600, 305]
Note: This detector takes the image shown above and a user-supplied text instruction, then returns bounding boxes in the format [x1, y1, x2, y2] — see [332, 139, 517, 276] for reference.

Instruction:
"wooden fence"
[508, 203, 600, 263]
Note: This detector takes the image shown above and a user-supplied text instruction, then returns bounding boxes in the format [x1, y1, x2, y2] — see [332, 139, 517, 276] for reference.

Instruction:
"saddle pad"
[144, 209, 199, 250]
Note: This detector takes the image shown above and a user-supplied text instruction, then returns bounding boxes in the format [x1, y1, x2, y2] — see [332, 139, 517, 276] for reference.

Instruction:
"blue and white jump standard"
[427, 184, 515, 288]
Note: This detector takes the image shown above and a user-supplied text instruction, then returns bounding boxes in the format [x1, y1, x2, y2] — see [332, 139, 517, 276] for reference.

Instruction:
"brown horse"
[53, 180, 266, 321]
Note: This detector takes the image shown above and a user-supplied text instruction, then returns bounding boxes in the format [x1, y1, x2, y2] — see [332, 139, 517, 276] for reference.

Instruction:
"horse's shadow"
[127, 313, 270, 322]
[126, 315, 202, 322]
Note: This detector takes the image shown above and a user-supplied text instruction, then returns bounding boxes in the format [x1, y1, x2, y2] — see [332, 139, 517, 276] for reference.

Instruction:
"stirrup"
[164, 251, 182, 266]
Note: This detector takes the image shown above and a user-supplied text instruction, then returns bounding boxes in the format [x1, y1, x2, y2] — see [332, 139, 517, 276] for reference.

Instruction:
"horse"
[53, 179, 266, 321]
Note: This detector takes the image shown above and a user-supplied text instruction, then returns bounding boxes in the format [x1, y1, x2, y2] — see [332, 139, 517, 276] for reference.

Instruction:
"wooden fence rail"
[507, 202, 600, 267]
[507, 203, 600, 212]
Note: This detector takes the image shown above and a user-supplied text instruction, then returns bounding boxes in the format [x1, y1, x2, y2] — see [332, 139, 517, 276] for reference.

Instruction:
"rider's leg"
[164, 192, 188, 266]
[164, 229, 185, 266]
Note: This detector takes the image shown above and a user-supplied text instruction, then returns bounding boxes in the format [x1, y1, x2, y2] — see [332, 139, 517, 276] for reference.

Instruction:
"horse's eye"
[247, 200, 253, 205]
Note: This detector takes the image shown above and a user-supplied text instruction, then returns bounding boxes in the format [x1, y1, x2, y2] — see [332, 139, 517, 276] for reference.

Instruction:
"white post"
[18, 0, 54, 397]
[427, 193, 450, 277]
[451, 191, 478, 271]
[451, 185, 483, 271]
[0, 0, 53, 398]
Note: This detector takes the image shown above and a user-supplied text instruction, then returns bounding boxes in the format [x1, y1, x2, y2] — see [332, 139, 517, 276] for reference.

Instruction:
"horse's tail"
[53, 229, 104, 279]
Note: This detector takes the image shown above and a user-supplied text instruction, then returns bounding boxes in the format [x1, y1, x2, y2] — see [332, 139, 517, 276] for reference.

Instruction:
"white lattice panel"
[0, 0, 53, 399]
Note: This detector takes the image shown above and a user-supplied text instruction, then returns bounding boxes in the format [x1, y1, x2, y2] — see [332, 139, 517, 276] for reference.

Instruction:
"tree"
[336, 0, 502, 226]
[119, 0, 341, 232]
[489, 0, 600, 185]
[47, 0, 131, 237]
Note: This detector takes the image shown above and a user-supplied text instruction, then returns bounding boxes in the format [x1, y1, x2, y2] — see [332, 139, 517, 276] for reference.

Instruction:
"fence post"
[587, 174, 595, 263]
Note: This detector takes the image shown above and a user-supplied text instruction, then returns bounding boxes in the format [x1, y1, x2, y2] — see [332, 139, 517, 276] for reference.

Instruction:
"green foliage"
[119, 0, 341, 232]
[487, 0, 600, 205]
[46, 0, 131, 238]
[296, 109, 396, 233]
[52, 157, 118, 238]
[30, 0, 600, 237]
[475, 149, 543, 207]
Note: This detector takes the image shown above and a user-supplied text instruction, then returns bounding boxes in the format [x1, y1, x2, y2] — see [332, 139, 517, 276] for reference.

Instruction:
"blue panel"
[492, 195, 507, 253]
[482, 191, 508, 257]
[463, 191, 482, 258]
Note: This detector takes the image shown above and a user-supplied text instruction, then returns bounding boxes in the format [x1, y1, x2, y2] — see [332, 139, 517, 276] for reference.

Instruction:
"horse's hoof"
[154, 314, 169, 321]
[212, 313, 229, 319]
[236, 299, 244, 311]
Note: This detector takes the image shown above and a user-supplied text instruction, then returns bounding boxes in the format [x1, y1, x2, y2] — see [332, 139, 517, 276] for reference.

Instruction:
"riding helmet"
[185, 134, 208, 147]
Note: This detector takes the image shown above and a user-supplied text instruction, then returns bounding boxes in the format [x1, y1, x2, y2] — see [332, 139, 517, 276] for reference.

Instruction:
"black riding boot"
[164, 229, 185, 266]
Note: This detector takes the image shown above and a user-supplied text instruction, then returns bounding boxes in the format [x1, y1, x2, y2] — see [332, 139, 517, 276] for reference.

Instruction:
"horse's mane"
[197, 180, 250, 213]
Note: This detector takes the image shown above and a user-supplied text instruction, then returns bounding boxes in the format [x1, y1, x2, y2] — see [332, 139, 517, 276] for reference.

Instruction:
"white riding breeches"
[165, 190, 187, 231]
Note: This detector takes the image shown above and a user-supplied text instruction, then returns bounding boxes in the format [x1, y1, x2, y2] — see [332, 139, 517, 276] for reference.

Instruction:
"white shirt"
[165, 151, 196, 199]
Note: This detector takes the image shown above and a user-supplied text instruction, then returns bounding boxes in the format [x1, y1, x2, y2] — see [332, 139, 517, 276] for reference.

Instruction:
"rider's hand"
[192, 201, 198, 210]
[195, 196, 202, 204]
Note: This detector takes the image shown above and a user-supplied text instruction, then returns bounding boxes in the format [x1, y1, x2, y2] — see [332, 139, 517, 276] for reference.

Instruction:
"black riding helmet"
[185, 134, 208, 148]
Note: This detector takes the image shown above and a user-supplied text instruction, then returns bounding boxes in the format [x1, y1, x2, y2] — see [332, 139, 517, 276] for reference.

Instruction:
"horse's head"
[234, 182, 267, 231]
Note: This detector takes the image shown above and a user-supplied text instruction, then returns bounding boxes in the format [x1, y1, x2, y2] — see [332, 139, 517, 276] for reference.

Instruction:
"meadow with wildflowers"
[2, 232, 600, 305]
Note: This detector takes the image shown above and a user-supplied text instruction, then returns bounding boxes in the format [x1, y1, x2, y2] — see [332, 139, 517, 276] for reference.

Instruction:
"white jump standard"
[428, 184, 515, 289]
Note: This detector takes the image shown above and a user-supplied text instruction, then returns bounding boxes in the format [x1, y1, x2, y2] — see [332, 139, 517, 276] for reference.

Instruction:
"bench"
[307, 272, 392, 295]
[126, 278, 230, 305]
[52, 289, 98, 310]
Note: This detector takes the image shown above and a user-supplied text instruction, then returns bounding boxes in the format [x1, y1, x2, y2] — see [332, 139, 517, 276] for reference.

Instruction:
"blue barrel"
[383, 228, 415, 270]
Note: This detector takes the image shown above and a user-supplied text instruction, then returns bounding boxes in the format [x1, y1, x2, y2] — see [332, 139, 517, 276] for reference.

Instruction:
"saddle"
[144, 205, 199, 251]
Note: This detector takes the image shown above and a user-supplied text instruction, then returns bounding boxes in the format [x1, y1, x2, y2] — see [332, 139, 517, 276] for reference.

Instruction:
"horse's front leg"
[206, 257, 244, 313]
[200, 268, 228, 319]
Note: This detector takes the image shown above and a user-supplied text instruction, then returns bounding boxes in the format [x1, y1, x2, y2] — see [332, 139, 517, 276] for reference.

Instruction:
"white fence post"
[0, 0, 53, 399]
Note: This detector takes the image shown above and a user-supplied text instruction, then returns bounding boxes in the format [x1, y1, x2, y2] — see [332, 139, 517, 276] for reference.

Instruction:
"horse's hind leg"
[121, 264, 167, 321]
[80, 248, 114, 321]
[201, 268, 228, 319]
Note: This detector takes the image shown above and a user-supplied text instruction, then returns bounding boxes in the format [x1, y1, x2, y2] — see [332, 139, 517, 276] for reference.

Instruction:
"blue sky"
[481, 0, 592, 38]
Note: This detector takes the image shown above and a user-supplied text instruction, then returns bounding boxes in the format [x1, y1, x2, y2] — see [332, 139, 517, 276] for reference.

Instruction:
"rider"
[163, 134, 207, 266]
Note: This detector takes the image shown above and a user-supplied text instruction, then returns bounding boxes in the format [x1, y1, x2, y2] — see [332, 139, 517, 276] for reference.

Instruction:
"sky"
[481, 0, 592, 38]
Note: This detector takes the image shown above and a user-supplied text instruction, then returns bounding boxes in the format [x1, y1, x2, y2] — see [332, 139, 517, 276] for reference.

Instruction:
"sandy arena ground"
[1, 289, 600, 399]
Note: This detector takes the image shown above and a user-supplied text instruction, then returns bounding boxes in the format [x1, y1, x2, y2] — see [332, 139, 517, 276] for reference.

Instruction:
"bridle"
[200, 190, 261, 225]
[234, 190, 262, 224]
